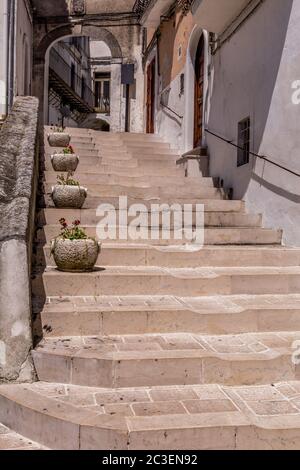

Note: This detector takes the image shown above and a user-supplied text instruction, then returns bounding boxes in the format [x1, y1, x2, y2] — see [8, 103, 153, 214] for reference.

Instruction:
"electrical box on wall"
[121, 64, 135, 85]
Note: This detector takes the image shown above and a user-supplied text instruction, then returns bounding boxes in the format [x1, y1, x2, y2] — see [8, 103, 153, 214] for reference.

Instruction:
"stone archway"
[35, 25, 123, 62]
[33, 23, 125, 130]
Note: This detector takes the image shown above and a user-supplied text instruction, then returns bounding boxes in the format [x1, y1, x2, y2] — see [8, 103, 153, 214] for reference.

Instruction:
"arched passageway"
[33, 22, 144, 133]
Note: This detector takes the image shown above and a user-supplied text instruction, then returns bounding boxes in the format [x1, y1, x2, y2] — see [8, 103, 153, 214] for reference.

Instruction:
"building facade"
[0, 0, 33, 121]
[140, 0, 300, 246]
[47, 36, 94, 128]
[0, 0, 300, 245]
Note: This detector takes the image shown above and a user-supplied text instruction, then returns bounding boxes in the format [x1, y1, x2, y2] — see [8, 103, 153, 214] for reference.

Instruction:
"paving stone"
[182, 399, 237, 414]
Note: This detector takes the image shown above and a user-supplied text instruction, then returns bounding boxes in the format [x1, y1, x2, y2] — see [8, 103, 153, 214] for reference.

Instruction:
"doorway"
[194, 35, 205, 148]
[146, 58, 156, 134]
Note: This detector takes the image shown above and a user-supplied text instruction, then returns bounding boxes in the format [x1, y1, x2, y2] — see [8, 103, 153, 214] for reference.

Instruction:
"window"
[237, 117, 250, 167]
[180, 73, 184, 96]
[94, 73, 111, 113]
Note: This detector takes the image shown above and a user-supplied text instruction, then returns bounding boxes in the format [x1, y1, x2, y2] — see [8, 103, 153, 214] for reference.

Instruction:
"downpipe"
[7, 0, 16, 112]
[0, 0, 8, 119]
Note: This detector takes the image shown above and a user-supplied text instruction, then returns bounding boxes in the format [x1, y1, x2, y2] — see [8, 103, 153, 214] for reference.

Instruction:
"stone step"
[31, 332, 300, 388]
[5, 381, 300, 449]
[43, 184, 224, 200]
[39, 294, 300, 337]
[45, 145, 97, 154]
[39, 266, 298, 297]
[40, 227, 279, 247]
[43, 173, 216, 188]
[38, 243, 300, 268]
[44, 163, 184, 177]
[37, 204, 250, 225]
[97, 141, 173, 150]
[44, 198, 245, 212]
[40, 211, 261, 231]
[101, 148, 179, 158]
[99, 154, 178, 165]
[100, 158, 178, 170]
[99, 151, 179, 160]
[0, 423, 46, 450]
[45, 158, 179, 171]
[45, 139, 96, 147]
[109, 132, 167, 142]
[101, 159, 177, 169]
[61, 129, 166, 144]
[68, 137, 94, 144]
[45, 150, 99, 159]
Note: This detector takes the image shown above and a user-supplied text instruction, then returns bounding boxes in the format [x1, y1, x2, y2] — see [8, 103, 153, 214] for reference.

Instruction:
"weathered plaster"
[206, 0, 300, 246]
[0, 97, 39, 382]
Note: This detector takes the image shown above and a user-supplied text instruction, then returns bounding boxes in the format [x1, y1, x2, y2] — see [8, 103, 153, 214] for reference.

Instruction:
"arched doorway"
[194, 35, 205, 148]
[146, 57, 156, 134]
[183, 27, 209, 152]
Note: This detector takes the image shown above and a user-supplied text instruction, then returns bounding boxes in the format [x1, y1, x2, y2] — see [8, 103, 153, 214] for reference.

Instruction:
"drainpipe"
[0, 0, 9, 120]
[7, 0, 16, 112]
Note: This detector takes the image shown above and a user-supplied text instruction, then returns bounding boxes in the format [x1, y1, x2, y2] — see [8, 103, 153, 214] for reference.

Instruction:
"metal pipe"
[7, 0, 16, 112]
[0, 0, 9, 118]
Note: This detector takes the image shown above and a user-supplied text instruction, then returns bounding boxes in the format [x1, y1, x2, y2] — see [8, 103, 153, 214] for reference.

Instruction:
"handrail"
[205, 128, 300, 178]
[160, 101, 183, 120]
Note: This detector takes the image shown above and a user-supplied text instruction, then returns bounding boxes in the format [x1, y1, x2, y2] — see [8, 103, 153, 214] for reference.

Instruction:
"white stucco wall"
[155, 74, 185, 150]
[90, 40, 111, 58]
[15, 0, 33, 96]
[205, 0, 300, 246]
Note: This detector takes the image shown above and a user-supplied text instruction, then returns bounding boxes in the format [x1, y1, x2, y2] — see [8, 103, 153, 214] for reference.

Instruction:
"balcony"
[49, 48, 95, 114]
[134, 0, 174, 27]
[192, 0, 250, 34]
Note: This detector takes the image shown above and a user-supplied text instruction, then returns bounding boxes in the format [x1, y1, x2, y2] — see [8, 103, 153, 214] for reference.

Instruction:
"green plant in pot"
[51, 172, 87, 209]
[51, 219, 101, 272]
[48, 125, 71, 148]
[51, 145, 79, 172]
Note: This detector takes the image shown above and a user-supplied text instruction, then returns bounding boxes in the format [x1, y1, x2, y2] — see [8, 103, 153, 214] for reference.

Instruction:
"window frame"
[237, 117, 251, 167]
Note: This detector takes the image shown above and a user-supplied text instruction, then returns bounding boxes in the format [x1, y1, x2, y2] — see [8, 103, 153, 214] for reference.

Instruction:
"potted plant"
[51, 145, 79, 172]
[51, 173, 87, 209]
[51, 219, 101, 272]
[47, 126, 71, 147]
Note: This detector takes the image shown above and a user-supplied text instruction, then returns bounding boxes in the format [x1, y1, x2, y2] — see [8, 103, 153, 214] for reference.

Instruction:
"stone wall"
[0, 97, 39, 382]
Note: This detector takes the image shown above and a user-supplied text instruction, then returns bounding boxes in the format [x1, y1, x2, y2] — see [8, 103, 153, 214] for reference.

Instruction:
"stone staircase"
[1, 127, 300, 449]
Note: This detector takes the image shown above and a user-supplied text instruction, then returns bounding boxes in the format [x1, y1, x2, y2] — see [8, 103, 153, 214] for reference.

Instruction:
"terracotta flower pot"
[51, 153, 79, 172]
[51, 238, 101, 272]
[48, 133, 71, 148]
[51, 185, 87, 208]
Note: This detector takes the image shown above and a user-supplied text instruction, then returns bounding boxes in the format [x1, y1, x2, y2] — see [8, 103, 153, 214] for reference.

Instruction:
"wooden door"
[146, 58, 156, 134]
[194, 36, 205, 148]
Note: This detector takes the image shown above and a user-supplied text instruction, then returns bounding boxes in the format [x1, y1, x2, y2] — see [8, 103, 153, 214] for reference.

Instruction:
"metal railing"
[205, 128, 300, 178]
[133, 0, 153, 17]
[49, 48, 95, 108]
[134, 0, 195, 17]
